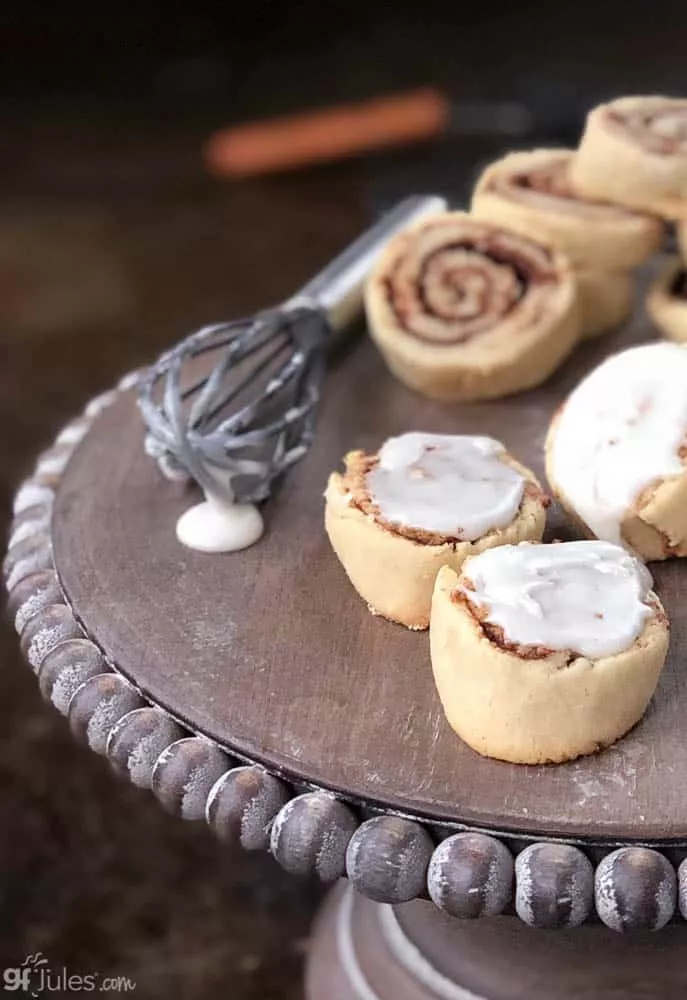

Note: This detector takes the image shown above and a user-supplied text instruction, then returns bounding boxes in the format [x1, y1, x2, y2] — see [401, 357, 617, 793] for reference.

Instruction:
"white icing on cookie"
[461, 540, 654, 659]
[550, 342, 687, 546]
[366, 433, 525, 539]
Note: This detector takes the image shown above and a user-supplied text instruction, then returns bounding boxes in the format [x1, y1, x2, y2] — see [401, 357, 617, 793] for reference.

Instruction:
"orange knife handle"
[204, 88, 451, 177]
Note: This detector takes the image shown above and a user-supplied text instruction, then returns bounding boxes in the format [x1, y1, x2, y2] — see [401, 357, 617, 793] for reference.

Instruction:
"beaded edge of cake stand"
[3, 374, 687, 933]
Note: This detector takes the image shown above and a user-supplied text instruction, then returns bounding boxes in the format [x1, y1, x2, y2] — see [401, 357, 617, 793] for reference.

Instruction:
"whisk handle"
[290, 194, 448, 332]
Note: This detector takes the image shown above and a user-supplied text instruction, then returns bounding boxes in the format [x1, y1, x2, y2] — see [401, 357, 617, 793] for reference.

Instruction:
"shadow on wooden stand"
[306, 882, 687, 1000]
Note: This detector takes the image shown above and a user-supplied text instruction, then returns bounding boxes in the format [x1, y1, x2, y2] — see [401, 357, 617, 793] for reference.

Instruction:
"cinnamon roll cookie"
[571, 96, 687, 218]
[430, 541, 669, 764]
[546, 342, 687, 561]
[364, 212, 579, 402]
[471, 148, 662, 337]
[325, 432, 547, 629]
[576, 269, 634, 341]
[647, 256, 687, 343]
[678, 219, 687, 258]
[472, 149, 662, 271]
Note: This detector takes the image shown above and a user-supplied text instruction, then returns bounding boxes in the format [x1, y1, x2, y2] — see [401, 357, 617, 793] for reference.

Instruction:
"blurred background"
[2, 2, 687, 997]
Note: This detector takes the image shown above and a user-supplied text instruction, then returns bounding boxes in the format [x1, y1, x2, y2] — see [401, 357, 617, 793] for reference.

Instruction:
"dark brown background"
[3, 3, 687, 997]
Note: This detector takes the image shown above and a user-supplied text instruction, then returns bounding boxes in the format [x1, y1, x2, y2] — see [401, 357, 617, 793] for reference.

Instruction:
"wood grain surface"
[52, 269, 687, 843]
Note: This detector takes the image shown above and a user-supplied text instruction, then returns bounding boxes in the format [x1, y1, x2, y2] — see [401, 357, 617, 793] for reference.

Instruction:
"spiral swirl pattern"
[486, 151, 635, 220]
[571, 97, 687, 217]
[382, 217, 556, 345]
[609, 103, 687, 156]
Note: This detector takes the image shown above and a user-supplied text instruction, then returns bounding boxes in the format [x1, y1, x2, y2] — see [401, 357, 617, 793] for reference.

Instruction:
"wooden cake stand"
[5, 304, 687, 1000]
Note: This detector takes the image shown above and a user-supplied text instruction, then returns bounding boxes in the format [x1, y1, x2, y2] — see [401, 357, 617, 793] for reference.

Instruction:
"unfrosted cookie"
[647, 256, 687, 343]
[471, 149, 657, 339]
[364, 212, 579, 402]
[678, 219, 687, 258]
[471, 148, 662, 270]
[570, 96, 687, 218]
[325, 432, 547, 629]
[545, 342, 687, 561]
[577, 268, 634, 340]
[430, 541, 669, 764]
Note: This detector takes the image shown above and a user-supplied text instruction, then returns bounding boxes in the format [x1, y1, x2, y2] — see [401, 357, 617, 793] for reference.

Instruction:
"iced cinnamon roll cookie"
[430, 541, 669, 764]
[571, 96, 687, 218]
[647, 257, 687, 343]
[546, 342, 687, 561]
[325, 432, 547, 629]
[364, 212, 579, 402]
[471, 149, 662, 271]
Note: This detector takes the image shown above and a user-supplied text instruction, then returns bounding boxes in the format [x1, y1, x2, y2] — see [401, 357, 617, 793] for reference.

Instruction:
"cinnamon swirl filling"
[607, 104, 687, 156]
[491, 153, 638, 220]
[383, 220, 555, 345]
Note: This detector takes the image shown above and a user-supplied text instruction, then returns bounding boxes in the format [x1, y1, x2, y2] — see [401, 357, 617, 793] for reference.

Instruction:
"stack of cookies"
[647, 221, 687, 342]
[365, 94, 687, 403]
[471, 148, 661, 340]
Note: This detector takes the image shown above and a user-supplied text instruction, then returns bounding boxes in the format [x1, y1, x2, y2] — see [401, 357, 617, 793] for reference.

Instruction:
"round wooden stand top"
[49, 309, 687, 846]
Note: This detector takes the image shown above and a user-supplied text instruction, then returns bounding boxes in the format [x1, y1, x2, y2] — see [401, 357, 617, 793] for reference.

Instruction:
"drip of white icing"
[550, 342, 687, 546]
[366, 433, 524, 539]
[461, 540, 654, 659]
[176, 493, 264, 554]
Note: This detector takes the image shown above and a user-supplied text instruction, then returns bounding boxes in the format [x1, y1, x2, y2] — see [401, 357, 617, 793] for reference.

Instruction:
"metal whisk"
[138, 195, 446, 506]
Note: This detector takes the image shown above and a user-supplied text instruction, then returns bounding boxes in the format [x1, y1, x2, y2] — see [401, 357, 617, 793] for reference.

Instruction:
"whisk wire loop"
[138, 304, 330, 506]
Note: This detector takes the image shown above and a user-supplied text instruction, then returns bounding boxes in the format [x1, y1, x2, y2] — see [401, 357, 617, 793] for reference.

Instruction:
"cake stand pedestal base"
[306, 882, 687, 1000]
